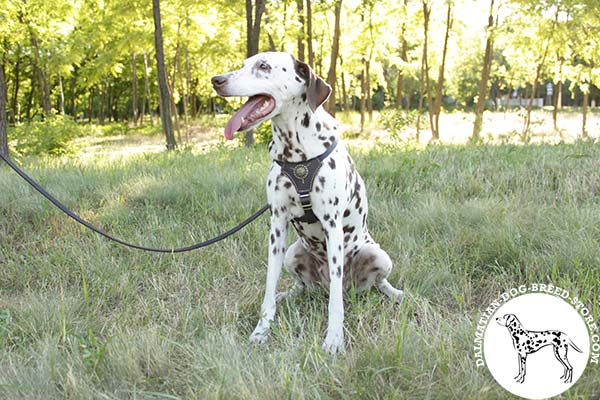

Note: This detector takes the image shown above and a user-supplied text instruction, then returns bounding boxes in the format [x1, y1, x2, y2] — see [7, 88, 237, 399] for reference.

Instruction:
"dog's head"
[496, 313, 520, 328]
[211, 52, 331, 140]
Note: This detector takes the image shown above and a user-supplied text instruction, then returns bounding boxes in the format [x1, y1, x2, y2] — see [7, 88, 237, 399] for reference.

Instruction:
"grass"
[1, 124, 600, 399]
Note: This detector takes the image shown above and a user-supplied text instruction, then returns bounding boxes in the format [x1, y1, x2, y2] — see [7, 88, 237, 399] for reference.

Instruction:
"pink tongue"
[223, 96, 267, 140]
[224, 113, 242, 140]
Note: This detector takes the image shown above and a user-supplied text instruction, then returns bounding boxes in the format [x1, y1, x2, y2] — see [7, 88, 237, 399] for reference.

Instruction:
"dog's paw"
[249, 331, 269, 345]
[249, 321, 270, 345]
[322, 330, 345, 355]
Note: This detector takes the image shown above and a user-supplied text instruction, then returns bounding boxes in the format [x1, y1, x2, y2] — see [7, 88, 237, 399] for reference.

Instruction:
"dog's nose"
[211, 75, 228, 88]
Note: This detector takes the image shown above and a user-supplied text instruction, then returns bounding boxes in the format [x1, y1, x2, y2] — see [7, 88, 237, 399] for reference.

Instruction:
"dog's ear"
[294, 58, 332, 112]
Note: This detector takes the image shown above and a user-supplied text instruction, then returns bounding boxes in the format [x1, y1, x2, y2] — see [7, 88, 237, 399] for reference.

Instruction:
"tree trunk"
[183, 12, 191, 143]
[396, 0, 408, 109]
[99, 82, 106, 125]
[360, 69, 366, 132]
[416, 1, 431, 141]
[471, 0, 495, 143]
[57, 70, 65, 116]
[297, 0, 305, 61]
[246, 0, 266, 58]
[521, 9, 557, 141]
[431, 2, 452, 141]
[552, 79, 561, 132]
[10, 46, 21, 124]
[422, 1, 434, 140]
[132, 53, 139, 126]
[141, 52, 150, 125]
[341, 71, 348, 112]
[306, 0, 314, 66]
[325, 0, 343, 116]
[30, 34, 52, 118]
[366, 57, 373, 121]
[153, 0, 177, 150]
[244, 0, 267, 147]
[69, 73, 76, 117]
[26, 72, 35, 121]
[582, 89, 588, 139]
[170, 33, 181, 144]
[88, 87, 94, 124]
[0, 64, 8, 158]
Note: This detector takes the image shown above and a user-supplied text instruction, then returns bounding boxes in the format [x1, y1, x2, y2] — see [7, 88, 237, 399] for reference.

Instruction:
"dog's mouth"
[224, 95, 276, 140]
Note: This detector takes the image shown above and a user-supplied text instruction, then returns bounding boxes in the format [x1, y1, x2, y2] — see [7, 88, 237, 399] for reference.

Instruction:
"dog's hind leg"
[553, 347, 569, 380]
[349, 243, 403, 304]
[556, 346, 574, 383]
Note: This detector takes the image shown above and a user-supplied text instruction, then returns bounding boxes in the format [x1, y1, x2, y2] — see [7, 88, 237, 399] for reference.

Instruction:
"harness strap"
[274, 141, 337, 224]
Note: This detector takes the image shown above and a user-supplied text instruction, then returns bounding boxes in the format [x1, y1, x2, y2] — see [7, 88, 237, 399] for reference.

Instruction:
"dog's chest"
[266, 147, 369, 258]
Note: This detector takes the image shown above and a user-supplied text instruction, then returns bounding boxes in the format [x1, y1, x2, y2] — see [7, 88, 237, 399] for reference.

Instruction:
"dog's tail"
[569, 338, 583, 353]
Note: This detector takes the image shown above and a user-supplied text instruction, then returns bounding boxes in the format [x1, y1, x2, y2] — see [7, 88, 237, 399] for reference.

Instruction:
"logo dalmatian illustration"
[482, 292, 592, 399]
[496, 313, 583, 384]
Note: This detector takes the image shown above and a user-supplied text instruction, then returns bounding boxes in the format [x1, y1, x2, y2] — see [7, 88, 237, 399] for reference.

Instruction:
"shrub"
[378, 108, 418, 137]
[9, 116, 87, 156]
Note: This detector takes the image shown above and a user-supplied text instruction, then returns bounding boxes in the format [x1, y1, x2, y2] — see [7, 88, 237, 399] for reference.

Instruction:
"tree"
[306, 0, 315, 66]
[396, 0, 409, 109]
[325, 0, 343, 116]
[518, 2, 559, 141]
[416, 0, 431, 140]
[471, 0, 496, 143]
[0, 64, 8, 158]
[152, 0, 177, 150]
[430, 1, 453, 141]
[244, 0, 266, 147]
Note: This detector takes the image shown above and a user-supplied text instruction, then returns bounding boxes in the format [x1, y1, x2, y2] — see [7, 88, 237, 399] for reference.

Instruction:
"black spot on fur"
[343, 225, 356, 234]
[323, 214, 330, 221]
[316, 122, 322, 131]
[302, 113, 310, 128]
[283, 67, 287, 72]
[301, 93, 306, 102]
[329, 220, 336, 228]
[295, 76, 302, 83]
[343, 209, 350, 218]
[270, 234, 275, 244]
[332, 256, 337, 264]
[275, 228, 281, 237]
[333, 197, 339, 206]
[336, 266, 342, 277]
[328, 158, 336, 169]
[284, 181, 292, 189]
[319, 176, 326, 186]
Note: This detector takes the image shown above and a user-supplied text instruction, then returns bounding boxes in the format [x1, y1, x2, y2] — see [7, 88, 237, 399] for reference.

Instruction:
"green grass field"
[1, 130, 599, 399]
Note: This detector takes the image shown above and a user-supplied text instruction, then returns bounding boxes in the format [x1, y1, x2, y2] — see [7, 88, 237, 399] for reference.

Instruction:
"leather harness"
[274, 141, 338, 224]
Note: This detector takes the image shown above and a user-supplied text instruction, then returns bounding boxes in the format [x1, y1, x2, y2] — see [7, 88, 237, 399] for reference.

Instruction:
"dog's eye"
[258, 62, 270, 71]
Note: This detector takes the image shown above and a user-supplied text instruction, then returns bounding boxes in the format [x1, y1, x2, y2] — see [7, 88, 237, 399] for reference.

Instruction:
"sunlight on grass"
[1, 118, 599, 399]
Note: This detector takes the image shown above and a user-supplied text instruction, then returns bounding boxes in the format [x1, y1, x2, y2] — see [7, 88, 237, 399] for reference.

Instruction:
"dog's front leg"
[250, 213, 287, 344]
[322, 222, 345, 354]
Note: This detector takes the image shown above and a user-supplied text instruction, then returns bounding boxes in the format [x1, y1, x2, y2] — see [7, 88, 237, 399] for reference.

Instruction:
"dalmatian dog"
[496, 313, 583, 383]
[211, 52, 402, 354]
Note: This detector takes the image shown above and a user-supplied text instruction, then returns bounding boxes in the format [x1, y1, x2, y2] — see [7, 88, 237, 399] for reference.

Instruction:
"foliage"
[1, 0, 600, 148]
[9, 116, 87, 156]
[378, 108, 418, 137]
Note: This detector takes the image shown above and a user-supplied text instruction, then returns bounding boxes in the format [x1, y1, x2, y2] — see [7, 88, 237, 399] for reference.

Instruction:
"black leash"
[0, 151, 269, 253]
